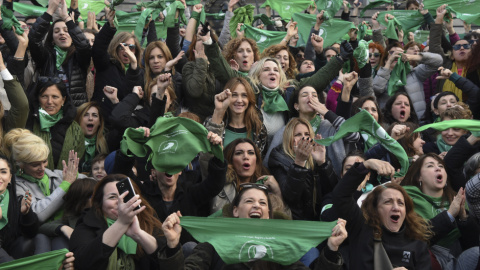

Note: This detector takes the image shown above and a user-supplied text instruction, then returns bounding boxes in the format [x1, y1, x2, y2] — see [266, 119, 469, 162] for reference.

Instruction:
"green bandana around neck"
[84, 137, 96, 164]
[0, 248, 68, 269]
[124, 63, 130, 73]
[261, 87, 289, 114]
[180, 216, 335, 265]
[106, 218, 137, 254]
[310, 115, 322, 134]
[38, 108, 63, 133]
[316, 110, 409, 177]
[237, 70, 248, 77]
[0, 189, 9, 230]
[436, 134, 453, 153]
[387, 57, 411, 96]
[54, 45, 68, 70]
[17, 171, 51, 196]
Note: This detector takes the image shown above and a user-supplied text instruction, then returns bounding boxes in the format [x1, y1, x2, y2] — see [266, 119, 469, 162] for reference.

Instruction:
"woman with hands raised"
[70, 174, 165, 270]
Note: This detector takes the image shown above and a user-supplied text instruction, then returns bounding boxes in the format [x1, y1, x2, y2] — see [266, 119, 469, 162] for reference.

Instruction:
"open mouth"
[242, 60, 248, 66]
[249, 212, 261, 218]
[390, 215, 400, 223]
[436, 174, 443, 182]
[400, 110, 406, 118]
[242, 163, 251, 170]
[87, 124, 94, 131]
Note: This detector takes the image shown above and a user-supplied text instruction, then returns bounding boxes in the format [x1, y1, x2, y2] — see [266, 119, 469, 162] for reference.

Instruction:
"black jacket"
[28, 13, 91, 106]
[268, 145, 338, 220]
[333, 162, 431, 269]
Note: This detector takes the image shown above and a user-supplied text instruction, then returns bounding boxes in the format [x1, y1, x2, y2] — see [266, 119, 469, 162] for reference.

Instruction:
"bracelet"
[13, 56, 24, 60]
[282, 38, 289, 43]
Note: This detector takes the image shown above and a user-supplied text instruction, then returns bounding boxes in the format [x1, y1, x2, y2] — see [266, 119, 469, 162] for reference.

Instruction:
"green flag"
[162, 1, 187, 28]
[133, 0, 166, 11]
[180, 216, 336, 265]
[65, 0, 105, 18]
[230, 5, 254, 38]
[253, 14, 274, 26]
[410, 29, 430, 44]
[359, 0, 394, 18]
[424, 0, 480, 25]
[316, 0, 343, 20]
[122, 117, 224, 175]
[13, 2, 47, 17]
[387, 57, 411, 96]
[115, 10, 167, 46]
[261, 0, 314, 21]
[2, 6, 23, 35]
[164, 0, 200, 5]
[134, 8, 161, 45]
[414, 119, 480, 133]
[292, 12, 355, 48]
[315, 110, 409, 177]
[378, 10, 425, 33]
[242, 24, 286, 52]
[0, 249, 68, 269]
[444, 5, 480, 25]
[206, 12, 226, 20]
[354, 40, 370, 68]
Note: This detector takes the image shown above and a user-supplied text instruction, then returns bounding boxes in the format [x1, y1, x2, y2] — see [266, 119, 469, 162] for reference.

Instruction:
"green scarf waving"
[38, 108, 63, 133]
[230, 5, 254, 38]
[387, 57, 411, 96]
[0, 190, 9, 230]
[261, 86, 289, 114]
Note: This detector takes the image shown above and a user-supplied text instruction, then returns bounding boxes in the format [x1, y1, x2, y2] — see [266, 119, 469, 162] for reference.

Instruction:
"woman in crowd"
[28, 0, 91, 106]
[210, 138, 276, 214]
[70, 174, 166, 269]
[5, 129, 79, 224]
[160, 184, 347, 269]
[333, 158, 432, 269]
[392, 122, 425, 162]
[369, 42, 384, 78]
[75, 102, 108, 173]
[205, 77, 267, 154]
[222, 37, 260, 77]
[268, 118, 338, 220]
[261, 44, 298, 80]
[0, 155, 38, 262]
[26, 77, 84, 170]
[402, 154, 479, 269]
[91, 8, 143, 124]
[382, 92, 419, 126]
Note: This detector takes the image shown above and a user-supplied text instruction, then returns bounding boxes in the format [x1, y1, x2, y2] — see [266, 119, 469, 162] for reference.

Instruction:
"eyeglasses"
[369, 53, 381, 58]
[468, 39, 478, 45]
[452, 44, 471, 50]
[118, 43, 136, 51]
[38, 76, 62, 84]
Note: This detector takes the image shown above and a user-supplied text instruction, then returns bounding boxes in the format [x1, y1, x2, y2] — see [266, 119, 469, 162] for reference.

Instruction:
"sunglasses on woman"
[452, 44, 471, 50]
[369, 53, 381, 58]
[239, 183, 269, 195]
[118, 43, 136, 51]
[38, 76, 62, 84]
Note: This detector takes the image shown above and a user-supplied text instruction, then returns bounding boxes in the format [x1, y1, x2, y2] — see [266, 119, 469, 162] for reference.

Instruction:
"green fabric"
[353, 40, 370, 69]
[0, 190, 9, 230]
[12, 3, 46, 17]
[292, 13, 355, 48]
[54, 45, 68, 70]
[414, 119, 480, 133]
[206, 12, 226, 20]
[241, 24, 286, 52]
[403, 186, 460, 247]
[163, 1, 187, 28]
[315, 110, 409, 177]
[191, 9, 206, 28]
[122, 117, 223, 175]
[385, 17, 402, 40]
[261, 0, 314, 21]
[424, 0, 480, 26]
[230, 5, 254, 38]
[124, 64, 129, 73]
[387, 57, 411, 96]
[378, 10, 425, 33]
[134, 8, 161, 46]
[436, 134, 453, 153]
[253, 14, 273, 26]
[361, 131, 379, 151]
[84, 136, 96, 165]
[38, 108, 63, 133]
[358, 23, 367, 41]
[411, 30, 430, 44]
[224, 129, 248, 148]
[359, 0, 394, 18]
[261, 87, 289, 114]
[1, 6, 24, 35]
[164, 0, 200, 5]
[0, 249, 68, 269]
[17, 172, 51, 197]
[180, 216, 336, 265]
[115, 10, 167, 46]
[65, 0, 106, 18]
[133, 0, 166, 11]
[109, 0, 124, 11]
[315, 0, 343, 20]
[106, 218, 137, 255]
[310, 115, 322, 134]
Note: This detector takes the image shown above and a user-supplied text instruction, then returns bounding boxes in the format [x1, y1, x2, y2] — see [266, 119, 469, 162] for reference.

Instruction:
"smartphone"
[200, 21, 210, 36]
[116, 178, 141, 210]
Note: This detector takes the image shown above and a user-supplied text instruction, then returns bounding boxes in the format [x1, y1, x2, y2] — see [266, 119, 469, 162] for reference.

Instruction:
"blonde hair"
[248, 58, 290, 95]
[282, 118, 315, 169]
[4, 129, 49, 165]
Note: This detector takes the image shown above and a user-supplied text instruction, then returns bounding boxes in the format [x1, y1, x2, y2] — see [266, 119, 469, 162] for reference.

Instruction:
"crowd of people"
[0, 0, 478, 268]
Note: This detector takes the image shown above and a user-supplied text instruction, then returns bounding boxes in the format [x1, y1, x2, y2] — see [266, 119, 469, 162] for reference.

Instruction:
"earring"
[419, 181, 422, 187]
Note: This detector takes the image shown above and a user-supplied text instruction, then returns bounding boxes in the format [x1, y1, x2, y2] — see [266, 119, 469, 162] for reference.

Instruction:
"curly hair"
[440, 103, 473, 120]
[361, 182, 432, 242]
[223, 138, 269, 189]
[261, 44, 298, 80]
[222, 37, 260, 63]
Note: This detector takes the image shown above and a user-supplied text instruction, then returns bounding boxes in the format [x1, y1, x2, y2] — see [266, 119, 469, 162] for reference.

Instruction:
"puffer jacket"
[28, 12, 91, 106]
[268, 145, 338, 221]
[372, 52, 443, 119]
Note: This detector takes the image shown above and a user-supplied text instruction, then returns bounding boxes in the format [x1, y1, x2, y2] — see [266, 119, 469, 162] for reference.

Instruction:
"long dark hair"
[0, 156, 21, 245]
[352, 96, 384, 124]
[62, 178, 97, 220]
[383, 92, 419, 125]
[45, 19, 76, 65]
